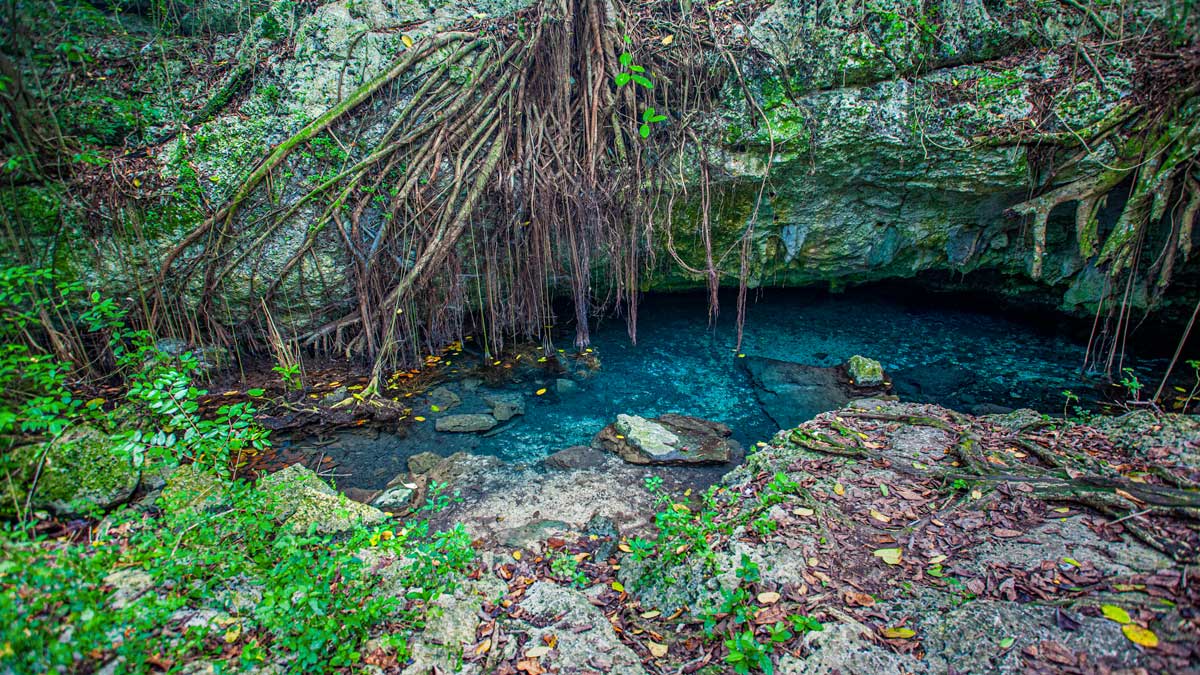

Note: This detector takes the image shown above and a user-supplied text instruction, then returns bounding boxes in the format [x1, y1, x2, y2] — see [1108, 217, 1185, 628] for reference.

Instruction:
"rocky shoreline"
[99, 394, 1195, 675]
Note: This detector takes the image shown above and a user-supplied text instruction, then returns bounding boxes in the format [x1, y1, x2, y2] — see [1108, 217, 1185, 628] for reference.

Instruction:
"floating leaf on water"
[1101, 604, 1132, 624]
[873, 547, 902, 565]
[536, 388, 547, 395]
[880, 627, 916, 639]
[647, 641, 669, 657]
[756, 591, 781, 604]
[1121, 624, 1158, 648]
[414, 416, 426, 422]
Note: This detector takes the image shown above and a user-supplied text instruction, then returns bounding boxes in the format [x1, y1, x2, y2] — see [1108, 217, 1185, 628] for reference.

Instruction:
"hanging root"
[153, 0, 769, 385]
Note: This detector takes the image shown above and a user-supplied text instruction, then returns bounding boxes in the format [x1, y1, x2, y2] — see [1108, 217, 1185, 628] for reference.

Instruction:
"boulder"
[259, 463, 385, 534]
[435, 413, 497, 433]
[845, 355, 885, 387]
[483, 392, 525, 422]
[594, 414, 736, 465]
[161, 463, 228, 515]
[513, 582, 648, 675]
[6, 426, 141, 517]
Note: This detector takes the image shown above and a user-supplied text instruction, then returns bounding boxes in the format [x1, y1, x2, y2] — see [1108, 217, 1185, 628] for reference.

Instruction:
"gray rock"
[427, 386, 461, 412]
[483, 392, 525, 421]
[595, 414, 736, 465]
[407, 451, 443, 475]
[846, 354, 885, 387]
[371, 484, 417, 512]
[435, 413, 498, 433]
[161, 464, 228, 515]
[514, 582, 647, 675]
[544, 445, 607, 471]
[778, 621, 923, 675]
[742, 356, 852, 429]
[260, 463, 384, 534]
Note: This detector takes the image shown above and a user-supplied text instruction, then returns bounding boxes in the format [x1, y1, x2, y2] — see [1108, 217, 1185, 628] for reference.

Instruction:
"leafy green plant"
[1119, 367, 1144, 402]
[550, 552, 588, 588]
[613, 42, 669, 139]
[724, 629, 773, 675]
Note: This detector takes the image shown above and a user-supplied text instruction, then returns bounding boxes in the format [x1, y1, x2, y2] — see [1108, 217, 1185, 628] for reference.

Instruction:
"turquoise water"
[289, 286, 1181, 489]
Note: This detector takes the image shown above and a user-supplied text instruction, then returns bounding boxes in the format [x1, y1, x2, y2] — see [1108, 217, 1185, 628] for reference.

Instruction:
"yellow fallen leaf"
[612, 581, 625, 593]
[524, 645, 551, 658]
[401, 34, 414, 48]
[793, 507, 815, 517]
[618, 542, 632, 553]
[1101, 604, 1132, 624]
[475, 639, 492, 655]
[927, 554, 947, 564]
[833, 483, 845, 496]
[647, 641, 668, 657]
[512, 550, 522, 560]
[756, 591, 781, 604]
[536, 388, 547, 395]
[1121, 624, 1158, 648]
[661, 34, 674, 46]
[641, 610, 661, 619]
[414, 416, 426, 422]
[881, 627, 916, 639]
[223, 624, 241, 643]
[873, 547, 902, 565]
[870, 509, 891, 523]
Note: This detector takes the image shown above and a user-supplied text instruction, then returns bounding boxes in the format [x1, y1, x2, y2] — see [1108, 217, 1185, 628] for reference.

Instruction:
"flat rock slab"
[435, 413, 497, 433]
[741, 356, 854, 429]
[595, 413, 737, 465]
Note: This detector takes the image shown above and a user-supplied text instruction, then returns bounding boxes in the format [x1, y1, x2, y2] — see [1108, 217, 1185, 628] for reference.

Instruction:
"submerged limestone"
[596, 413, 738, 465]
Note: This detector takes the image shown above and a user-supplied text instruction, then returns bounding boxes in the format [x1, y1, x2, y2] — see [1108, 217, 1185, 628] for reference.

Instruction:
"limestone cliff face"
[656, 0, 1197, 318]
[9, 0, 1197, 330]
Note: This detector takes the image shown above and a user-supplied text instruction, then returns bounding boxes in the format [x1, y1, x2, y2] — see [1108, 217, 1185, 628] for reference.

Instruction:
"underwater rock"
[483, 392, 525, 421]
[555, 378, 580, 394]
[407, 451, 443, 475]
[6, 426, 141, 517]
[741, 356, 853, 429]
[427, 386, 461, 412]
[595, 413, 736, 465]
[846, 354, 885, 387]
[435, 413, 498, 433]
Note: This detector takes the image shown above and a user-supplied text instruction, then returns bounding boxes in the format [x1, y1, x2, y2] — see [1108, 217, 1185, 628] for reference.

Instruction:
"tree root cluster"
[788, 410, 1200, 563]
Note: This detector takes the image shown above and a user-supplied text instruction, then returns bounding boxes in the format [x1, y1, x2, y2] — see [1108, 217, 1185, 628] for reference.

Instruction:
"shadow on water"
[283, 284, 1190, 490]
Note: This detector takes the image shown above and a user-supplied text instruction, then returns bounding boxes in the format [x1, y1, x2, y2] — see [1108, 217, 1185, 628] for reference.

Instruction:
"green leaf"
[999, 637, 1015, 649]
[639, 124, 650, 138]
[651, 115, 668, 123]
[615, 72, 631, 87]
[247, 388, 265, 397]
[1101, 604, 1132, 624]
[619, 52, 632, 66]
[630, 64, 645, 73]
[632, 74, 654, 89]
[642, 107, 655, 122]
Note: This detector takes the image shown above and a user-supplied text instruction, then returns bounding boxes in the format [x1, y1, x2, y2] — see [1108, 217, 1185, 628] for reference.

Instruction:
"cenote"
[283, 283, 1180, 491]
